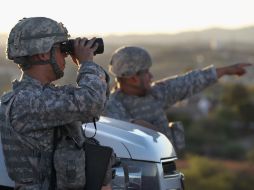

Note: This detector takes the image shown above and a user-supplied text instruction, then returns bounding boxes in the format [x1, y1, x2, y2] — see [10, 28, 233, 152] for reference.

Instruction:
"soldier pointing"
[103, 46, 251, 147]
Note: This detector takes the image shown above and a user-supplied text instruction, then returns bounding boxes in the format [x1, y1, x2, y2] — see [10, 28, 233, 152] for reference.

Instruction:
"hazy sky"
[1, 0, 254, 36]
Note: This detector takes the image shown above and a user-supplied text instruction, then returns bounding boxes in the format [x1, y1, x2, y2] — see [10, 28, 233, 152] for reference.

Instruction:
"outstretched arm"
[216, 63, 252, 78]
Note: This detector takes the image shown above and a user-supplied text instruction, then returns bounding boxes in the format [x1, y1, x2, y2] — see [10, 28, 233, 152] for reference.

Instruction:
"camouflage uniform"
[104, 46, 218, 141]
[0, 17, 111, 190]
[0, 62, 109, 189]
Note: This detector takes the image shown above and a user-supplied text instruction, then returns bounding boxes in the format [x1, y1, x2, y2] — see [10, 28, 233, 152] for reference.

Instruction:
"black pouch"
[54, 137, 113, 190]
[54, 121, 114, 190]
[84, 138, 113, 190]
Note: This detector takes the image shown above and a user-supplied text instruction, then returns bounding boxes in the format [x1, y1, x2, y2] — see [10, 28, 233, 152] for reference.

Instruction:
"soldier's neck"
[120, 84, 146, 97]
[23, 65, 55, 85]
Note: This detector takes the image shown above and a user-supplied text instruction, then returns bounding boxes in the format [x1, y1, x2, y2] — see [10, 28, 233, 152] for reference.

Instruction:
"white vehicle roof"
[84, 117, 176, 162]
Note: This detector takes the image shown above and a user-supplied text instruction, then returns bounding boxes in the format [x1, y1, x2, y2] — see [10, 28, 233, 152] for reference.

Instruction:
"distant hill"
[103, 26, 254, 45]
[2, 26, 254, 46]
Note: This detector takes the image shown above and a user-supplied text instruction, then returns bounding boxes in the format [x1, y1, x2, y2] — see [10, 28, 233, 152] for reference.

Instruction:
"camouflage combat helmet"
[109, 46, 152, 77]
[7, 17, 69, 60]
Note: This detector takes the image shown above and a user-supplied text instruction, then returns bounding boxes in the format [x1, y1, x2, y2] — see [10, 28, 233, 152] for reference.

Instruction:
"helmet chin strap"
[15, 47, 64, 80]
[50, 47, 64, 80]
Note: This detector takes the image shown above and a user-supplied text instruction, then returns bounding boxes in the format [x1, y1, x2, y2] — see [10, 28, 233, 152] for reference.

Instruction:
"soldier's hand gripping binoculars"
[60, 38, 104, 55]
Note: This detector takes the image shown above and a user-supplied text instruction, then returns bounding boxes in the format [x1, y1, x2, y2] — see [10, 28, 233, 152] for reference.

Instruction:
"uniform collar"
[12, 74, 46, 91]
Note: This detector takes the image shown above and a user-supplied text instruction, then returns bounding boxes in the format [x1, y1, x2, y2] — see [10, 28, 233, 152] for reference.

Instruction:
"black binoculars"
[60, 38, 104, 55]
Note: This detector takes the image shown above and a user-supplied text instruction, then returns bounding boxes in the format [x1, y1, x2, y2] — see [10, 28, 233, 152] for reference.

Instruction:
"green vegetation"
[181, 155, 254, 190]
[170, 83, 254, 160]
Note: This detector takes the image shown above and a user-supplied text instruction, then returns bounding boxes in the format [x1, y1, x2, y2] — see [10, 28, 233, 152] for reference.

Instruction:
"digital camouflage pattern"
[7, 17, 69, 60]
[0, 61, 109, 190]
[53, 123, 87, 189]
[104, 65, 218, 144]
[109, 46, 152, 77]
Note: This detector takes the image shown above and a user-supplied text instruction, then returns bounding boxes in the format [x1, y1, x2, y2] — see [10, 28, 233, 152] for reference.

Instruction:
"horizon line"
[0, 24, 253, 37]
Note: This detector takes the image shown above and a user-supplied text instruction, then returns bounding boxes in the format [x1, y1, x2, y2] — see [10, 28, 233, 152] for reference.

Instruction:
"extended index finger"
[237, 63, 253, 67]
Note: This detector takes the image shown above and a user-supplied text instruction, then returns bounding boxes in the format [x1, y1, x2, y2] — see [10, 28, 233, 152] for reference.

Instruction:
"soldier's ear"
[129, 75, 140, 84]
[37, 52, 51, 61]
[118, 76, 140, 85]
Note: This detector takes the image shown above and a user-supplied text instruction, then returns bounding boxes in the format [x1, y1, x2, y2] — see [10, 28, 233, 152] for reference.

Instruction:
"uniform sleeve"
[13, 61, 110, 132]
[152, 65, 218, 108]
